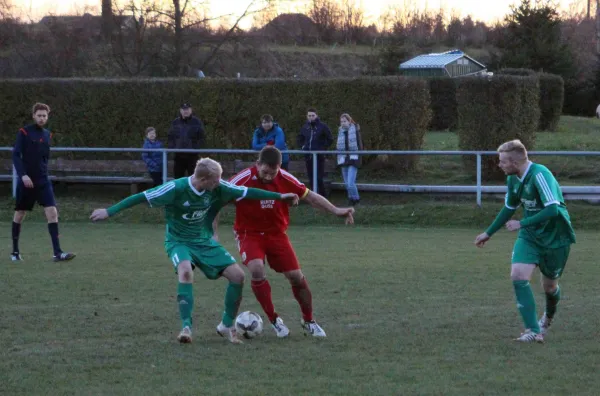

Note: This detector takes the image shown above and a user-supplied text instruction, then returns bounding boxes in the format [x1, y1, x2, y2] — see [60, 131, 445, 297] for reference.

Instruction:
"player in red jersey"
[213, 146, 354, 337]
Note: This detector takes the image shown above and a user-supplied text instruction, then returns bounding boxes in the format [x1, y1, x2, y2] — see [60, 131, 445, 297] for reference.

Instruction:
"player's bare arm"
[90, 209, 109, 221]
[281, 192, 300, 206]
[474, 232, 490, 248]
[302, 191, 355, 224]
[212, 213, 220, 242]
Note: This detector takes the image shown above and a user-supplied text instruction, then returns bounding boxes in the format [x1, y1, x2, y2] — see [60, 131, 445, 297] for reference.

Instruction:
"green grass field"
[1, 223, 599, 395]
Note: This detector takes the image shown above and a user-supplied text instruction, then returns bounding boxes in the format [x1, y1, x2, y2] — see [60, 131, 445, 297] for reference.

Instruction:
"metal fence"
[3, 147, 600, 207]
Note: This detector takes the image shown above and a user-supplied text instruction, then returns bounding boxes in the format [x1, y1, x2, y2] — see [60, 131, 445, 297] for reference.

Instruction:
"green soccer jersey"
[143, 177, 247, 243]
[505, 162, 575, 248]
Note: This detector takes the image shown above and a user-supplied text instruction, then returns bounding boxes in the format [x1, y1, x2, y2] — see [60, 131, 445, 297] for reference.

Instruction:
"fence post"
[12, 165, 17, 199]
[312, 152, 318, 194]
[476, 153, 482, 207]
[162, 150, 168, 184]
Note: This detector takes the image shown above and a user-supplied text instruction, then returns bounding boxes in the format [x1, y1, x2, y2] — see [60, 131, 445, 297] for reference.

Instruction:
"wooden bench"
[1, 158, 338, 194]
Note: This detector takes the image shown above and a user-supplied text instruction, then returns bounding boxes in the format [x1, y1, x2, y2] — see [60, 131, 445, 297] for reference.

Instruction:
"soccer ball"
[235, 311, 263, 339]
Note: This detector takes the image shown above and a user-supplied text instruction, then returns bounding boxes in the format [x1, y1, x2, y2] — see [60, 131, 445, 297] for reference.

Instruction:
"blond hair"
[340, 113, 355, 124]
[497, 139, 528, 162]
[194, 157, 223, 178]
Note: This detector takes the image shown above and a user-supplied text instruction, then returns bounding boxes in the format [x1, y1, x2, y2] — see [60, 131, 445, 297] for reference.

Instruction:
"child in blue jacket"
[142, 127, 164, 187]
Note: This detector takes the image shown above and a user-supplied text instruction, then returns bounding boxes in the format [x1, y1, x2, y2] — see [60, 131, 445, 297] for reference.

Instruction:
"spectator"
[142, 127, 164, 187]
[336, 113, 363, 206]
[168, 102, 205, 179]
[252, 114, 289, 170]
[297, 107, 333, 196]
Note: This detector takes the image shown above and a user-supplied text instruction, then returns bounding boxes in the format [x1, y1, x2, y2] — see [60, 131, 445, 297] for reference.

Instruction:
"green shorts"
[511, 238, 571, 280]
[165, 239, 237, 280]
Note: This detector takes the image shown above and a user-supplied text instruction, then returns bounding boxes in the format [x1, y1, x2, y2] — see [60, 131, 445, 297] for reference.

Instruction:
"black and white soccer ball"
[235, 311, 264, 339]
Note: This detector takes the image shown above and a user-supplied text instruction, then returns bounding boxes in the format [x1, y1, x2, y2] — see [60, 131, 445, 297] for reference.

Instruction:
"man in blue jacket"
[297, 108, 333, 196]
[252, 114, 289, 170]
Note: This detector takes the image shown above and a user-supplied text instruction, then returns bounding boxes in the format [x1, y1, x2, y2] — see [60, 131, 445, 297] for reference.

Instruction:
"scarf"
[337, 124, 360, 165]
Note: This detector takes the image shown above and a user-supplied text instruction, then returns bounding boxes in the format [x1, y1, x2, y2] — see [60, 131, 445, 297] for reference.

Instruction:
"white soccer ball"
[235, 311, 264, 339]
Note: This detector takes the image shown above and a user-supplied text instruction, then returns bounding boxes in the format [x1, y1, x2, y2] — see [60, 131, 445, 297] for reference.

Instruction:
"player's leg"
[237, 233, 281, 329]
[11, 182, 35, 261]
[511, 238, 543, 342]
[268, 234, 326, 337]
[216, 263, 245, 344]
[40, 182, 75, 262]
[538, 245, 570, 334]
[11, 210, 26, 261]
[168, 244, 195, 343]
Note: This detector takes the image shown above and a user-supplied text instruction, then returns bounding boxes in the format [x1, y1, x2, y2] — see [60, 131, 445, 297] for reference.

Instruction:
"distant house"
[399, 50, 487, 78]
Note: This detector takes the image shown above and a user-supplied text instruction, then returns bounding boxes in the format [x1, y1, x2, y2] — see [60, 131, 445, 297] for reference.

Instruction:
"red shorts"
[234, 231, 300, 273]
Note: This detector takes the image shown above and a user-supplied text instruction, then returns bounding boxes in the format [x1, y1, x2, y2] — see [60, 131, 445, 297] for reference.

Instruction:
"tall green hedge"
[428, 77, 457, 131]
[497, 68, 563, 132]
[538, 73, 564, 131]
[456, 75, 539, 180]
[0, 77, 431, 170]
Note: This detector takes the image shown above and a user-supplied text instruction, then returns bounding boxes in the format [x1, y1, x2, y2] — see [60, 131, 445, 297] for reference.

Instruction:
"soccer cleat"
[271, 317, 290, 338]
[514, 329, 544, 343]
[177, 326, 193, 343]
[53, 252, 76, 262]
[538, 313, 553, 335]
[11, 252, 23, 261]
[301, 319, 327, 337]
[216, 322, 243, 344]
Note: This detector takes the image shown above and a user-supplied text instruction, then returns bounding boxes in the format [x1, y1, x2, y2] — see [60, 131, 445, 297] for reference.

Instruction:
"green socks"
[513, 280, 540, 334]
[177, 282, 194, 329]
[545, 286, 561, 319]
[222, 282, 243, 327]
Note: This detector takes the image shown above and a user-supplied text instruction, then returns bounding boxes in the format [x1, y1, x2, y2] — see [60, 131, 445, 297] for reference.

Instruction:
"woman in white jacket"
[336, 113, 363, 206]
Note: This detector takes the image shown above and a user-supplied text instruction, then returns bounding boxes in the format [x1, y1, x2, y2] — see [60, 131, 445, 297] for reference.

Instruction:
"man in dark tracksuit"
[11, 103, 76, 262]
[168, 103, 206, 178]
[297, 108, 333, 196]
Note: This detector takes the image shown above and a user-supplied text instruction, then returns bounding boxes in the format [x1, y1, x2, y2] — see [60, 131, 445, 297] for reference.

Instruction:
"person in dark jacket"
[142, 127, 164, 187]
[336, 113, 363, 206]
[297, 108, 333, 196]
[252, 114, 289, 170]
[11, 102, 76, 262]
[168, 103, 205, 179]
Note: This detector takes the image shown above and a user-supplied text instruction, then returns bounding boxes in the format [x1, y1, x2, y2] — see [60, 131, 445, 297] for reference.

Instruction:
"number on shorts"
[171, 253, 180, 267]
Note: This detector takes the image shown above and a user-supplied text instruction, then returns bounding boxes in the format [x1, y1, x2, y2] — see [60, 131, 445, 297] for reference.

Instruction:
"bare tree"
[341, 0, 365, 44]
[308, 0, 343, 44]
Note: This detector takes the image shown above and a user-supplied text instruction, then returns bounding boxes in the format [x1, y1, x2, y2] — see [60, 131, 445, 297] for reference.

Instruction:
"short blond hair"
[194, 157, 223, 178]
[497, 139, 528, 162]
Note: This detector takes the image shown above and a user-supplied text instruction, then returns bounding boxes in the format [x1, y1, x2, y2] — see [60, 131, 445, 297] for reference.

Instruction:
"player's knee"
[44, 206, 58, 222]
[13, 211, 26, 223]
[285, 270, 304, 286]
[247, 260, 266, 280]
[227, 265, 245, 284]
[178, 262, 194, 283]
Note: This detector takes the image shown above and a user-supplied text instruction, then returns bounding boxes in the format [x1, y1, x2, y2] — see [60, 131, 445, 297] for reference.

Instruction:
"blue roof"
[400, 50, 485, 69]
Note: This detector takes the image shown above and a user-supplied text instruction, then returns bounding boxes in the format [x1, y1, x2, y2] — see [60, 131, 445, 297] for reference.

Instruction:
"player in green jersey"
[90, 158, 299, 344]
[474, 140, 575, 343]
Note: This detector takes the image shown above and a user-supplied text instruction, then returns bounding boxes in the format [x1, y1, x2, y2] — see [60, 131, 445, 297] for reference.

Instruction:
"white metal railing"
[3, 147, 600, 207]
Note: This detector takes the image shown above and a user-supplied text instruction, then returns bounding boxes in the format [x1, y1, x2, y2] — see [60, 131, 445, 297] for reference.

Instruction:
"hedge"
[0, 77, 431, 171]
[456, 74, 540, 180]
[497, 68, 563, 132]
[428, 77, 457, 131]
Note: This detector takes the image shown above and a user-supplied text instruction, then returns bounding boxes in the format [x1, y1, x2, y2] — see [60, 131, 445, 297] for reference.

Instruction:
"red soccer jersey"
[230, 166, 309, 234]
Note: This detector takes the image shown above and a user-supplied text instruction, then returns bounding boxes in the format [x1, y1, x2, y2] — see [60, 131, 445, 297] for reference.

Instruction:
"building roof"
[400, 50, 486, 69]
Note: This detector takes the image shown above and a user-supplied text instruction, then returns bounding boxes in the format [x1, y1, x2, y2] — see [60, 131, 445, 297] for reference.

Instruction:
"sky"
[11, 0, 587, 27]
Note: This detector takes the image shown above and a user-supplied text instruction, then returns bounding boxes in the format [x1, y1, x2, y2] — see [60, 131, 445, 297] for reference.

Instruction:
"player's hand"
[474, 232, 490, 248]
[505, 220, 521, 232]
[335, 207, 355, 225]
[21, 175, 33, 188]
[90, 209, 109, 222]
[281, 193, 300, 206]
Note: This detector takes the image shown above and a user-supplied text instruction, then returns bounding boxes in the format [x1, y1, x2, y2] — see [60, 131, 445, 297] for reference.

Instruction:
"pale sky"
[12, 0, 587, 27]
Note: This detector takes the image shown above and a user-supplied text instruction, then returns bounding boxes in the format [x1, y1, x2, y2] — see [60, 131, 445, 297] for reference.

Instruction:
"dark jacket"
[168, 115, 205, 152]
[12, 124, 51, 181]
[142, 138, 164, 173]
[252, 123, 289, 164]
[297, 118, 333, 152]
